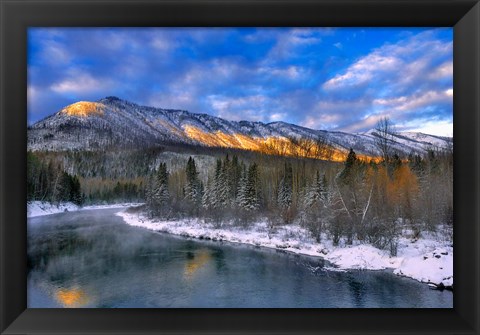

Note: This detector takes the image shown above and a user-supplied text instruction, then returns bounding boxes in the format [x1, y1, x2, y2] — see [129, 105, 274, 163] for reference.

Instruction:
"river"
[27, 208, 452, 308]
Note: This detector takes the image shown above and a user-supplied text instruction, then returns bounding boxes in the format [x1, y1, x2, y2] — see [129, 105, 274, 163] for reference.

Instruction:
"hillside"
[28, 96, 452, 160]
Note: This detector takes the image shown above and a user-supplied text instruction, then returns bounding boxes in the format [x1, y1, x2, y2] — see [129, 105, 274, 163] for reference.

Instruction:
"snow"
[27, 201, 144, 218]
[28, 96, 452, 157]
[393, 246, 453, 288]
[27, 201, 80, 217]
[117, 210, 453, 288]
[325, 245, 393, 270]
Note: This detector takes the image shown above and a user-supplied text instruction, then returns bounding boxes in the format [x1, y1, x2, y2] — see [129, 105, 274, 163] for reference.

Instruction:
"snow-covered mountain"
[28, 96, 452, 160]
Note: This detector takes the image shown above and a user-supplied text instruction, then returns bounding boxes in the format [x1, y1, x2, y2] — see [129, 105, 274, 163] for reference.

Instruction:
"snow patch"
[27, 201, 144, 218]
[117, 210, 453, 288]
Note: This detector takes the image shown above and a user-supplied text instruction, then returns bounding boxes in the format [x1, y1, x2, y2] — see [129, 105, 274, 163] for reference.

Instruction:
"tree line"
[146, 118, 453, 256]
[146, 146, 452, 256]
[27, 152, 83, 205]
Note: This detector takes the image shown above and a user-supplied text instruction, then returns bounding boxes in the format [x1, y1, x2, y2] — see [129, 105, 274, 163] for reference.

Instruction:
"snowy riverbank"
[27, 201, 144, 218]
[117, 210, 453, 289]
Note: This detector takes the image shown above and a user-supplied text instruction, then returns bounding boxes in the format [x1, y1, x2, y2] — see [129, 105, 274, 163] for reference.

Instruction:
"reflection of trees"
[346, 274, 366, 308]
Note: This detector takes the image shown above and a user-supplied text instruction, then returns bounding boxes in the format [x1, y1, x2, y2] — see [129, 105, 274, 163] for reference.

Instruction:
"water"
[27, 208, 452, 308]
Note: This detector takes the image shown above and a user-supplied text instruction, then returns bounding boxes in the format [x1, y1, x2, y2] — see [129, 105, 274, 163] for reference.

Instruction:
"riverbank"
[117, 210, 453, 290]
[27, 201, 144, 218]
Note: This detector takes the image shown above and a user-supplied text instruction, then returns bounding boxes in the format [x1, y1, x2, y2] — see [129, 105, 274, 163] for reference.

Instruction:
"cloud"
[322, 30, 452, 94]
[206, 94, 268, 122]
[406, 119, 453, 137]
[429, 61, 453, 80]
[28, 27, 452, 136]
[323, 55, 401, 89]
[316, 29, 453, 135]
[269, 113, 287, 122]
[298, 98, 373, 131]
[50, 72, 110, 94]
[260, 28, 323, 62]
[340, 114, 389, 133]
[259, 65, 305, 80]
[372, 89, 452, 112]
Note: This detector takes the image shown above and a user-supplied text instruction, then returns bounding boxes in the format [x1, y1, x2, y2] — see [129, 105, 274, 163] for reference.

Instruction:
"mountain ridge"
[28, 96, 453, 161]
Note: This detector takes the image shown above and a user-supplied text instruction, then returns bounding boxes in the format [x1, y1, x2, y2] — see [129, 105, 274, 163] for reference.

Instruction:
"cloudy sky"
[28, 27, 453, 136]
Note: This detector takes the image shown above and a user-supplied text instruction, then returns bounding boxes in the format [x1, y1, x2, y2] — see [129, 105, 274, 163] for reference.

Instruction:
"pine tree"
[236, 165, 248, 209]
[345, 148, 357, 170]
[237, 163, 261, 211]
[184, 157, 202, 208]
[229, 155, 242, 199]
[213, 158, 230, 208]
[149, 163, 170, 215]
[277, 162, 293, 208]
[202, 176, 214, 211]
[277, 162, 293, 223]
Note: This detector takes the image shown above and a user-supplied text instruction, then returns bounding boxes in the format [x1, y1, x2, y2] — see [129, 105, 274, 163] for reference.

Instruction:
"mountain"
[28, 96, 452, 160]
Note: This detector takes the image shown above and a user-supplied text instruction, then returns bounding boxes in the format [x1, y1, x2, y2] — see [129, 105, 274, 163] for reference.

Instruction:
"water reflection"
[27, 209, 453, 308]
[184, 249, 211, 279]
[55, 287, 90, 308]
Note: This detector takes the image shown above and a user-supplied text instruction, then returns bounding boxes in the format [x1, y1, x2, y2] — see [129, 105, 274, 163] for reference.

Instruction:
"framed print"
[1, 0, 479, 334]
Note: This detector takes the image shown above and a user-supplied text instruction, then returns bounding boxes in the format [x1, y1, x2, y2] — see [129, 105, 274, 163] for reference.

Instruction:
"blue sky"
[28, 27, 453, 136]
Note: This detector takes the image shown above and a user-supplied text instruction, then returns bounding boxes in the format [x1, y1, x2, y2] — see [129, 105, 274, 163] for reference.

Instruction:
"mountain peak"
[30, 97, 452, 157]
[60, 101, 104, 118]
[102, 96, 122, 102]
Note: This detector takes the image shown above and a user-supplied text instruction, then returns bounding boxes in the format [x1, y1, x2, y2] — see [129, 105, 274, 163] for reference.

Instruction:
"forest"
[27, 119, 453, 256]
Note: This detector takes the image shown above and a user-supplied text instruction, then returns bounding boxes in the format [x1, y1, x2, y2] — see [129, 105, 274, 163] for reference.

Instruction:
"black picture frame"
[1, 0, 479, 334]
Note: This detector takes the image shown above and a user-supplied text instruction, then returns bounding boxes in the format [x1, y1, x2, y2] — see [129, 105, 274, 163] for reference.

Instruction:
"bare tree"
[374, 117, 396, 163]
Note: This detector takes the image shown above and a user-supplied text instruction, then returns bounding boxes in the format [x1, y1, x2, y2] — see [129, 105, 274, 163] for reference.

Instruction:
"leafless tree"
[374, 117, 396, 163]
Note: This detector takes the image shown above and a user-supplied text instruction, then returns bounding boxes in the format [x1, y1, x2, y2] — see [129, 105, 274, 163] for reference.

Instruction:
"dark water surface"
[27, 208, 452, 308]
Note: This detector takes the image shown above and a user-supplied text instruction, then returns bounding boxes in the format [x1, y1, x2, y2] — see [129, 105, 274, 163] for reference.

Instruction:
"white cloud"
[322, 30, 452, 91]
[323, 54, 402, 89]
[148, 91, 195, 111]
[339, 114, 388, 133]
[266, 29, 322, 60]
[372, 89, 452, 113]
[260, 65, 304, 80]
[429, 61, 453, 80]
[206, 94, 267, 122]
[269, 113, 286, 122]
[404, 119, 453, 137]
[150, 36, 175, 52]
[28, 85, 38, 102]
[41, 40, 71, 65]
[50, 72, 109, 94]
[302, 114, 342, 130]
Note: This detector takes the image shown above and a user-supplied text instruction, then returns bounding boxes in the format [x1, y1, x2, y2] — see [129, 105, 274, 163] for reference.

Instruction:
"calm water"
[27, 208, 452, 308]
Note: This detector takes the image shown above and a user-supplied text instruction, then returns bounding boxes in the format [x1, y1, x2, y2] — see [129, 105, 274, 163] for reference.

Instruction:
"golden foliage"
[183, 125, 379, 162]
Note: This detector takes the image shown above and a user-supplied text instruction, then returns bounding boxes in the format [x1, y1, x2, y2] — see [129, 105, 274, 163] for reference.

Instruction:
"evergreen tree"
[236, 165, 248, 209]
[345, 148, 357, 170]
[202, 176, 215, 211]
[149, 163, 170, 215]
[184, 157, 202, 208]
[238, 163, 261, 211]
[277, 162, 293, 223]
[213, 158, 230, 208]
[229, 155, 242, 199]
[277, 162, 293, 208]
[302, 171, 331, 242]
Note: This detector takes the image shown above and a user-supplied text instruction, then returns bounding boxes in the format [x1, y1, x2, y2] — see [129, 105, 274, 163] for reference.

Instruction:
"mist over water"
[27, 209, 452, 308]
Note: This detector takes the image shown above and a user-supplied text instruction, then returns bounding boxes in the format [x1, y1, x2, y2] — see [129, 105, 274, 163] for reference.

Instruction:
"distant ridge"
[28, 97, 453, 161]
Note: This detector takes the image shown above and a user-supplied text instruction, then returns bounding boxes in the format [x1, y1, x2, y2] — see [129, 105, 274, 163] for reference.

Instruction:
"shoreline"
[27, 201, 145, 218]
[117, 209, 453, 290]
[26, 201, 453, 290]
